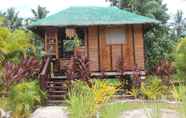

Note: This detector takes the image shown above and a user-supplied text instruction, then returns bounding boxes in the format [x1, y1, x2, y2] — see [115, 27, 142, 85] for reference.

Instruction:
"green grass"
[100, 102, 177, 118]
[100, 103, 126, 118]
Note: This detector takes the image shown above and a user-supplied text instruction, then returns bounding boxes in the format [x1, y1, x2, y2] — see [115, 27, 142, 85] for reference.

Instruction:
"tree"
[31, 5, 49, 20]
[108, 0, 169, 23]
[108, 0, 174, 71]
[0, 11, 6, 27]
[0, 11, 5, 16]
[175, 37, 186, 80]
[171, 10, 186, 38]
[0, 16, 6, 26]
[0, 27, 34, 65]
[4, 8, 23, 30]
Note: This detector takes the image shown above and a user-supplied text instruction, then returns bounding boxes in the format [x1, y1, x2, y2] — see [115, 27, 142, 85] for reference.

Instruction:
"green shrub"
[9, 80, 45, 118]
[0, 28, 34, 64]
[141, 76, 164, 100]
[67, 81, 96, 118]
[129, 87, 139, 99]
[0, 97, 9, 111]
[175, 37, 186, 80]
[171, 85, 186, 118]
[67, 80, 117, 118]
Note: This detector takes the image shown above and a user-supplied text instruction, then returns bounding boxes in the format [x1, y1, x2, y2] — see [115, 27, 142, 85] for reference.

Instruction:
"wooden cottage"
[29, 6, 158, 78]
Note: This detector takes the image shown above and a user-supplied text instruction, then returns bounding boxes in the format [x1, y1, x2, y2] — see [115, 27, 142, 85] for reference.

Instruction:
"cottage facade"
[30, 6, 158, 76]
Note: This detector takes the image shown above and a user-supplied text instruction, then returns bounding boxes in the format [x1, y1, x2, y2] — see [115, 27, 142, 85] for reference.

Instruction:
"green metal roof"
[29, 6, 159, 27]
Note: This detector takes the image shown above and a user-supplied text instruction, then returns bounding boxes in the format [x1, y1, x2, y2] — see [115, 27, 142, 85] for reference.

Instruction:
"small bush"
[9, 80, 45, 118]
[0, 97, 9, 111]
[1, 56, 40, 93]
[67, 81, 96, 118]
[175, 37, 186, 80]
[67, 80, 117, 118]
[171, 85, 186, 117]
[93, 80, 117, 104]
[141, 76, 164, 100]
[129, 87, 139, 99]
[66, 56, 91, 87]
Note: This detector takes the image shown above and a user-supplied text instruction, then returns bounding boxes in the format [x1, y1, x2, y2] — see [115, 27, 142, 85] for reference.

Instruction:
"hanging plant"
[64, 36, 81, 52]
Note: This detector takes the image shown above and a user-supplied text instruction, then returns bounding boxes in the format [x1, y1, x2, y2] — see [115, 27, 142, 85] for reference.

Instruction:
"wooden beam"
[131, 25, 136, 65]
[91, 71, 146, 76]
[86, 27, 89, 59]
[110, 45, 113, 71]
[142, 24, 145, 66]
[56, 29, 59, 59]
[97, 26, 101, 71]
[44, 31, 48, 52]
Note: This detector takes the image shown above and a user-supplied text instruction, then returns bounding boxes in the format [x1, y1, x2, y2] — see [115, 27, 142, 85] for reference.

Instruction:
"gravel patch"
[31, 106, 68, 118]
[120, 109, 180, 118]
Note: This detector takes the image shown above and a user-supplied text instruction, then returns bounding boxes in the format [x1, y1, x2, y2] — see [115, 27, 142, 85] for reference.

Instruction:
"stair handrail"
[40, 56, 51, 76]
[39, 48, 53, 91]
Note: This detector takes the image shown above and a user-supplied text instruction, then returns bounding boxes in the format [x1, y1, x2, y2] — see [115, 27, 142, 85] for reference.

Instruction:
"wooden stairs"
[45, 77, 68, 105]
[39, 56, 69, 106]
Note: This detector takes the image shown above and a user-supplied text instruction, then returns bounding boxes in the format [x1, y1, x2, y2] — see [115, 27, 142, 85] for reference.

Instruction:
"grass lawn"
[100, 102, 178, 118]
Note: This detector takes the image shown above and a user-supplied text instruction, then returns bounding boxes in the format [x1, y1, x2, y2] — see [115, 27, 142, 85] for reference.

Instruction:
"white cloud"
[0, 0, 185, 18]
[0, 0, 110, 18]
[163, 0, 186, 17]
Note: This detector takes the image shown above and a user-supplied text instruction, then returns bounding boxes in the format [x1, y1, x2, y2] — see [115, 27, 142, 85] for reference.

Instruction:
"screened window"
[106, 29, 126, 44]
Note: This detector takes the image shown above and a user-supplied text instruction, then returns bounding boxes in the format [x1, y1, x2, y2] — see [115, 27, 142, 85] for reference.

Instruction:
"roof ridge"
[29, 6, 159, 28]
[67, 6, 118, 8]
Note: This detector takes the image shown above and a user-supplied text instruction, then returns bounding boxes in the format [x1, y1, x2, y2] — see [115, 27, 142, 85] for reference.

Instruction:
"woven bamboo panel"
[111, 45, 122, 71]
[134, 25, 145, 69]
[99, 27, 111, 71]
[126, 25, 135, 70]
[88, 27, 99, 71]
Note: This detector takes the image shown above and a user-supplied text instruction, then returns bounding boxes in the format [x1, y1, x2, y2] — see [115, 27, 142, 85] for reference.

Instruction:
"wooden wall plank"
[111, 45, 122, 71]
[55, 30, 59, 59]
[134, 25, 145, 69]
[85, 25, 145, 72]
[126, 25, 135, 70]
[84, 28, 88, 58]
[88, 26, 99, 71]
[99, 27, 111, 71]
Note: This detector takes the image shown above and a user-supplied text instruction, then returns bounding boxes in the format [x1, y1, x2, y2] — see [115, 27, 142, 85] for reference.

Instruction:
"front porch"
[38, 25, 146, 78]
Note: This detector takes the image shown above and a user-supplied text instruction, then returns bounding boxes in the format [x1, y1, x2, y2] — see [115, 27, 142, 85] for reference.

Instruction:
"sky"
[0, 0, 185, 18]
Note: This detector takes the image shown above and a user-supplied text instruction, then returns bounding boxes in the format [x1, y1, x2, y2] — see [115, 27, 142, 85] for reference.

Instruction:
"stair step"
[45, 78, 68, 106]
[48, 94, 66, 98]
[47, 100, 66, 105]
[51, 76, 67, 79]
[47, 81, 65, 84]
[46, 84, 66, 88]
[47, 90, 67, 94]
[46, 86, 67, 89]
[47, 84, 66, 88]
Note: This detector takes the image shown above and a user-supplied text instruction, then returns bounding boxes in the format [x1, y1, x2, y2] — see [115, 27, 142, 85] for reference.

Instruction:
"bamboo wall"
[86, 25, 145, 72]
[43, 25, 145, 72]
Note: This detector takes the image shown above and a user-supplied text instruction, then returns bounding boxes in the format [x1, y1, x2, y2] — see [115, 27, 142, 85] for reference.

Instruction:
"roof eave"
[28, 21, 160, 28]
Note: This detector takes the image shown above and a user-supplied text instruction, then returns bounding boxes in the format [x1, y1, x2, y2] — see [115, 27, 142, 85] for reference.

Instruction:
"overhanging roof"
[29, 6, 160, 27]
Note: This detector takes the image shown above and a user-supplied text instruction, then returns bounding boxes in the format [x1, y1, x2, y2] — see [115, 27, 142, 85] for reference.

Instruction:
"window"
[106, 29, 126, 44]
[60, 28, 85, 58]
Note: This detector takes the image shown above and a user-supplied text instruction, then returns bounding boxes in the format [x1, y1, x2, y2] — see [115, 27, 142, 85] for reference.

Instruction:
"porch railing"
[39, 55, 51, 91]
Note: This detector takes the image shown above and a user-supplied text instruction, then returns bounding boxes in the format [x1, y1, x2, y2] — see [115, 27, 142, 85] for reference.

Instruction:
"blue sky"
[0, 0, 185, 18]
